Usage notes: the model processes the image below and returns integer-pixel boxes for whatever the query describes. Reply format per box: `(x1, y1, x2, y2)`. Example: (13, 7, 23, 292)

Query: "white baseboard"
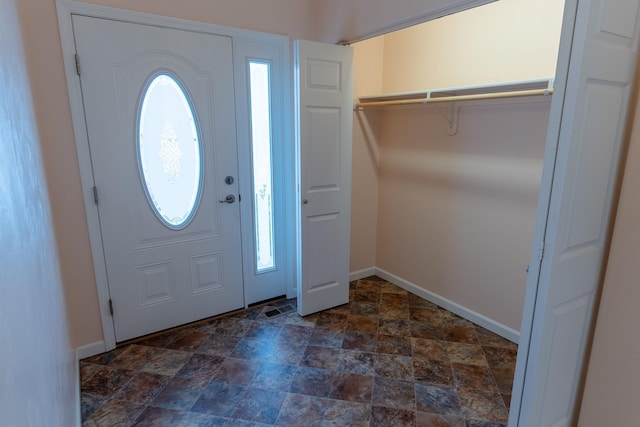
(375, 267, 520, 344)
(75, 341, 106, 361)
(349, 267, 377, 281)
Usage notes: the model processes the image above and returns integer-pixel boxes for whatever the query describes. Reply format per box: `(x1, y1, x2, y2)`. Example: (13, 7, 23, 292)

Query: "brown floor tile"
(329, 372, 374, 403)
(109, 345, 154, 370)
(414, 358, 453, 386)
(251, 363, 298, 391)
(195, 333, 241, 357)
(301, 346, 343, 371)
(476, 328, 518, 350)
(278, 324, 314, 345)
(163, 329, 211, 352)
(112, 372, 170, 404)
(452, 363, 499, 392)
(338, 350, 377, 376)
(371, 377, 415, 411)
(417, 411, 466, 427)
(483, 346, 518, 370)
(376, 334, 412, 356)
(370, 406, 416, 427)
(309, 329, 344, 348)
(80, 276, 518, 426)
(321, 399, 370, 426)
(141, 348, 191, 376)
(232, 387, 286, 424)
(375, 353, 414, 380)
(86, 398, 145, 426)
(290, 367, 334, 397)
(412, 338, 448, 361)
(150, 376, 209, 411)
(414, 383, 461, 416)
(176, 353, 225, 380)
(342, 330, 378, 352)
(350, 301, 380, 316)
(347, 315, 379, 334)
(411, 321, 445, 340)
(378, 319, 411, 337)
(458, 388, 509, 423)
(276, 393, 326, 427)
(190, 381, 246, 417)
(444, 326, 480, 344)
(446, 343, 489, 366)
(213, 357, 260, 385)
(81, 366, 133, 398)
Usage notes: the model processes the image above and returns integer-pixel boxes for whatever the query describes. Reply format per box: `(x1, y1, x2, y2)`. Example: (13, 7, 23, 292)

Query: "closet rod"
(355, 87, 554, 109)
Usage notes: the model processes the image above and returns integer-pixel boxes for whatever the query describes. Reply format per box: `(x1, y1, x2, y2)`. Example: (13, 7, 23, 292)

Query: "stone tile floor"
(80, 276, 517, 426)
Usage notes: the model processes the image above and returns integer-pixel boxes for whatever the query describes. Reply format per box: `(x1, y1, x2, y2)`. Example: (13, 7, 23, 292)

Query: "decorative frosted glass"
(249, 61, 275, 272)
(138, 74, 201, 229)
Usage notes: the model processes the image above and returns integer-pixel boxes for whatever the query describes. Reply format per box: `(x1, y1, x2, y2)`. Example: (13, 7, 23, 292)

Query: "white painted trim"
(375, 267, 519, 343)
(349, 267, 377, 281)
(74, 354, 81, 427)
(75, 341, 107, 360)
(56, 0, 295, 349)
(56, 0, 117, 351)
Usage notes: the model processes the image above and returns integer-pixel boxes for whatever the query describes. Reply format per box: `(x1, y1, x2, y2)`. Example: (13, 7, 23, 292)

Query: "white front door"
(511, 0, 640, 424)
(295, 40, 354, 316)
(73, 15, 244, 342)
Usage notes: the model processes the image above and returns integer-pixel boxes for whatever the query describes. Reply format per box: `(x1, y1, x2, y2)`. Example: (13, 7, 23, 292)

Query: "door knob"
(219, 194, 236, 204)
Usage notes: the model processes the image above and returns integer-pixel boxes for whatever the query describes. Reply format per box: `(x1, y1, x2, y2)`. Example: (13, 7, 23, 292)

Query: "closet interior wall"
(350, 0, 565, 335)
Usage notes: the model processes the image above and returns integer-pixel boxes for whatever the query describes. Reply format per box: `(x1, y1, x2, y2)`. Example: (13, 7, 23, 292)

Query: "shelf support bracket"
(448, 102, 459, 136)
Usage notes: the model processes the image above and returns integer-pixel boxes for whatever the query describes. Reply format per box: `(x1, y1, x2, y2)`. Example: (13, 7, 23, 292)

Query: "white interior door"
(295, 40, 354, 316)
(511, 0, 640, 425)
(73, 15, 244, 342)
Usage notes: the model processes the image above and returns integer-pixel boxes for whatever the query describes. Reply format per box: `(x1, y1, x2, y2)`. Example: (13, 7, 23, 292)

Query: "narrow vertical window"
(249, 61, 275, 272)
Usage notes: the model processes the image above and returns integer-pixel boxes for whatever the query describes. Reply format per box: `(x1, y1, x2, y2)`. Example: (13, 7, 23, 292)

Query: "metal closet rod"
(355, 86, 554, 109)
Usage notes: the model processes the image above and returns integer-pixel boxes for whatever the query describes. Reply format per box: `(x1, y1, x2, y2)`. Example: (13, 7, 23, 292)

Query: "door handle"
(219, 194, 236, 204)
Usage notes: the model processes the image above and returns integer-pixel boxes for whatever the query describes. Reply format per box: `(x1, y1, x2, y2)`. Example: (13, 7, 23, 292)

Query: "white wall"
(0, 0, 76, 424)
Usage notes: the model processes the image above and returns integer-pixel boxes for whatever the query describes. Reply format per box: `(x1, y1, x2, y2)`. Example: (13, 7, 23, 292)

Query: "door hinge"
(537, 241, 545, 261)
(93, 186, 99, 205)
(108, 299, 114, 316)
(74, 53, 81, 76)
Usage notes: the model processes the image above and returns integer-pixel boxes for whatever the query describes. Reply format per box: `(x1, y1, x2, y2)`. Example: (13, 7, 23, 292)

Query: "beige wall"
(375, 99, 549, 331)
(18, 0, 316, 348)
(315, 0, 494, 43)
(577, 86, 640, 425)
(0, 0, 76, 423)
(382, 0, 564, 92)
(351, 37, 384, 272)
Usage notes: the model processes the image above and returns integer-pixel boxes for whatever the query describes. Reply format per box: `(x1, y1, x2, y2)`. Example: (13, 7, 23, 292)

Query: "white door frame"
(56, 0, 295, 350)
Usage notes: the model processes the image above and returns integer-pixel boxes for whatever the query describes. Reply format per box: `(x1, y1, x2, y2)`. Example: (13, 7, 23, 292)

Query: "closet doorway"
(347, 0, 639, 424)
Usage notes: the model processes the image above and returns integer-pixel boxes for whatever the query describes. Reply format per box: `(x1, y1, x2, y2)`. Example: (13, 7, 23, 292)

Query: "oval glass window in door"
(137, 73, 202, 229)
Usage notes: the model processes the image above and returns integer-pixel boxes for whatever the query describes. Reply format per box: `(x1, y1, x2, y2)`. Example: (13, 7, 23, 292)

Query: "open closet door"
(511, 0, 640, 425)
(294, 40, 354, 316)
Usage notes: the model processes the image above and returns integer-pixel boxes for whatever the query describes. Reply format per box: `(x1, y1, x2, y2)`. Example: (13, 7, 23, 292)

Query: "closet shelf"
(355, 77, 554, 109)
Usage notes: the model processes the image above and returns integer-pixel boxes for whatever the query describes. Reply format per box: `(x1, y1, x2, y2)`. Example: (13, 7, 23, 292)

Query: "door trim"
(56, 0, 294, 350)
